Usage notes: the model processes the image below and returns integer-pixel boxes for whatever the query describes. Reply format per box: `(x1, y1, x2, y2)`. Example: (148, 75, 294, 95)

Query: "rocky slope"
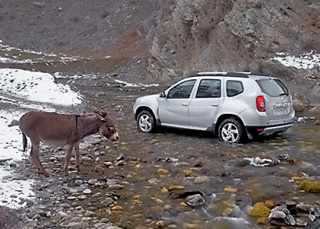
(0, 0, 319, 107)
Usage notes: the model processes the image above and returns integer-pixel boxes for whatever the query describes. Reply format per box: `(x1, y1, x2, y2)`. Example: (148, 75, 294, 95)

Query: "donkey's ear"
(94, 110, 109, 121)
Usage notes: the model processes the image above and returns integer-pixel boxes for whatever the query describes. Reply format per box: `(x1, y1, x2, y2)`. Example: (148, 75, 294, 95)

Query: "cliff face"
(146, 0, 320, 106)
(148, 0, 320, 75)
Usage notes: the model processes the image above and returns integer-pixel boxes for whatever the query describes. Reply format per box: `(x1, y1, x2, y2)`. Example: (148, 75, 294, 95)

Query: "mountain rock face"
(0, 0, 319, 107)
(146, 0, 320, 106)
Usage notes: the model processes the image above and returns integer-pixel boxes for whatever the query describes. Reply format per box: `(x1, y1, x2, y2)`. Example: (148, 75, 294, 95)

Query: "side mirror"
(159, 91, 166, 98)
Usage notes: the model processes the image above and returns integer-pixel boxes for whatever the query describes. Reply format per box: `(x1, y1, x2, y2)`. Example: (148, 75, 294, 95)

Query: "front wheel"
(218, 118, 244, 143)
(137, 110, 156, 133)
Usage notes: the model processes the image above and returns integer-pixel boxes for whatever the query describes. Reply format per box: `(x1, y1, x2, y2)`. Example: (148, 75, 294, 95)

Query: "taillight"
(256, 96, 266, 112)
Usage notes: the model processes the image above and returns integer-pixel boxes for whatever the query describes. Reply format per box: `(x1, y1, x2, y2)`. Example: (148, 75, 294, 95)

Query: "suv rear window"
(226, 80, 244, 97)
(256, 79, 288, 97)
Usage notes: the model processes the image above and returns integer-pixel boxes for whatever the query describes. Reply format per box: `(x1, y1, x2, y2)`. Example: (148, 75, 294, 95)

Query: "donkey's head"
(94, 110, 119, 142)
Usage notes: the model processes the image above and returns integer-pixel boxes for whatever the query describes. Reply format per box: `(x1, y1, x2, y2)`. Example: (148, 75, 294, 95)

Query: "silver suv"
(133, 72, 295, 143)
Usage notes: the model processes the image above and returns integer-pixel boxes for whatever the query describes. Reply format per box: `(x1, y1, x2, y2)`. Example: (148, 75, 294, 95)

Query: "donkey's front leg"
(63, 144, 74, 175)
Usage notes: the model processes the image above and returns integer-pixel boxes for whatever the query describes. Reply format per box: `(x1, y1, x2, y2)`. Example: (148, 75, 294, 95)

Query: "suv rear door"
(256, 78, 292, 122)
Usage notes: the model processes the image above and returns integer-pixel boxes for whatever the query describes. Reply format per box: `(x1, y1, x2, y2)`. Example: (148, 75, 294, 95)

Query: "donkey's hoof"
(41, 171, 49, 177)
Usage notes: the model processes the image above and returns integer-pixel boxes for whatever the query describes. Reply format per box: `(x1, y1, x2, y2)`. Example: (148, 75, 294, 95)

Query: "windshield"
(256, 79, 289, 97)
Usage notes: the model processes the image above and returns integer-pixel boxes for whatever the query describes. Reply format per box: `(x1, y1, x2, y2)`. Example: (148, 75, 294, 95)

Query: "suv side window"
(227, 80, 244, 97)
(196, 79, 221, 98)
(167, 79, 196, 99)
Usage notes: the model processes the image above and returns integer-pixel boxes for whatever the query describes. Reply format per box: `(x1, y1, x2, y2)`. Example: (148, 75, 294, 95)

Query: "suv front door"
(188, 78, 223, 130)
(159, 79, 196, 128)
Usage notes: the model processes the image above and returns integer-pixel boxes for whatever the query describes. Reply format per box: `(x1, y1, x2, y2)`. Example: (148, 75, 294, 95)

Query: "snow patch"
(271, 51, 320, 69)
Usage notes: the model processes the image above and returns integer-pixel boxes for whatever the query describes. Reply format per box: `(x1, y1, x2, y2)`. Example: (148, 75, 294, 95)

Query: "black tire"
(217, 118, 244, 143)
(137, 110, 156, 133)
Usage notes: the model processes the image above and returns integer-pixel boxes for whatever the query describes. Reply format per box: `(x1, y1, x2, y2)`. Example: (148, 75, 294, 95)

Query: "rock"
(224, 186, 238, 193)
(247, 202, 271, 224)
(110, 206, 123, 215)
(168, 185, 184, 191)
(101, 197, 114, 207)
(115, 160, 126, 166)
(299, 180, 320, 192)
(156, 220, 165, 228)
(269, 210, 286, 219)
(284, 214, 296, 226)
(185, 194, 205, 208)
(157, 168, 169, 176)
(115, 153, 125, 162)
(83, 189, 92, 194)
(107, 184, 124, 190)
(88, 178, 99, 185)
(0, 206, 23, 229)
(194, 176, 208, 183)
(94, 165, 105, 174)
(293, 92, 308, 112)
(81, 156, 95, 163)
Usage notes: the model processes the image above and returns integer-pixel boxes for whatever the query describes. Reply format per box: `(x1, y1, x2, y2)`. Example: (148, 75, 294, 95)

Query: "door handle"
(211, 104, 219, 107)
(182, 103, 188, 107)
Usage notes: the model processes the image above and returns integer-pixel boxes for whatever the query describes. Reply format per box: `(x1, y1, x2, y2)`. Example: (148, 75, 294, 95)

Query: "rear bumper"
(246, 122, 293, 136)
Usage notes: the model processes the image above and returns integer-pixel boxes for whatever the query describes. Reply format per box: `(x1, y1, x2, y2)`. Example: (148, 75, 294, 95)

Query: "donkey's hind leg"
(30, 141, 49, 177)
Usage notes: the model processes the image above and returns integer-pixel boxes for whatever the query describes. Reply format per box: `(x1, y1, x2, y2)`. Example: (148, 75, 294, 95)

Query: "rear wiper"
(278, 92, 288, 96)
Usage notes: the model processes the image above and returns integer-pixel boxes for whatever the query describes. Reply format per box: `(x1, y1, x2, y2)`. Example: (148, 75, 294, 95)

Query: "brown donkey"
(19, 110, 119, 176)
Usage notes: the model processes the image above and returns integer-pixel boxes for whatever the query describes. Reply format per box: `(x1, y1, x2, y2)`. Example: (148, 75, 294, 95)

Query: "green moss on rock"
(299, 180, 320, 192)
(247, 202, 271, 224)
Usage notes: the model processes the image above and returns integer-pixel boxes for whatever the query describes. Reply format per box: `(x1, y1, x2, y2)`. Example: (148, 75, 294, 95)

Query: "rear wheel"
(137, 110, 156, 133)
(218, 118, 244, 143)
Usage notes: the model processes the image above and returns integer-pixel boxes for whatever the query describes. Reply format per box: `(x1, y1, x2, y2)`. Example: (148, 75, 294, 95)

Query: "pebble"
(83, 189, 92, 194)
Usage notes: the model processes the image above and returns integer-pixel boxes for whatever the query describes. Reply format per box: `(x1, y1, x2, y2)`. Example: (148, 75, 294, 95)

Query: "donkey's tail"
(22, 132, 28, 152)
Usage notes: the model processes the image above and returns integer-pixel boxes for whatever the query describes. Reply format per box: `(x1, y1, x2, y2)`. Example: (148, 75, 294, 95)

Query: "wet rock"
(194, 176, 208, 184)
(224, 186, 238, 194)
(306, 219, 320, 229)
(157, 168, 168, 176)
(299, 180, 320, 192)
(156, 220, 165, 228)
(157, 157, 178, 163)
(110, 206, 123, 215)
(244, 157, 279, 167)
(284, 214, 296, 226)
(269, 210, 286, 219)
(168, 185, 184, 191)
(185, 194, 205, 208)
(248, 202, 271, 224)
(296, 218, 308, 227)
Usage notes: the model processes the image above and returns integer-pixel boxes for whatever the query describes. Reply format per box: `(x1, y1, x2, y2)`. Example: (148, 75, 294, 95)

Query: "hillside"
(0, 0, 320, 108)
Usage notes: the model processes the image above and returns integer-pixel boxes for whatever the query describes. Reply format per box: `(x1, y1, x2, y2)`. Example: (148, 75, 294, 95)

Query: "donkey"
(19, 110, 119, 176)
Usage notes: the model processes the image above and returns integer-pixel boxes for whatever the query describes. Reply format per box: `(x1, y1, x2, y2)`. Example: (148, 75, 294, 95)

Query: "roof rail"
(186, 71, 269, 78)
